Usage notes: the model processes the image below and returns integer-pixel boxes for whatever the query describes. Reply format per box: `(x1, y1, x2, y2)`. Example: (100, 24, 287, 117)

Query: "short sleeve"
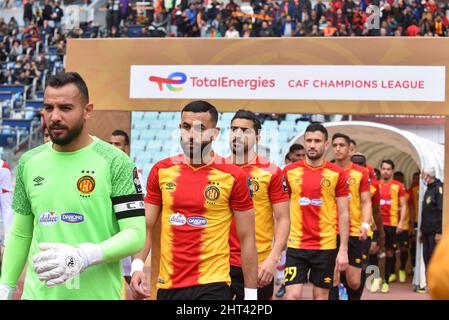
(335, 171, 349, 198)
(268, 168, 289, 204)
(229, 172, 253, 212)
(282, 167, 292, 196)
(359, 169, 370, 193)
(144, 163, 162, 206)
(398, 182, 406, 198)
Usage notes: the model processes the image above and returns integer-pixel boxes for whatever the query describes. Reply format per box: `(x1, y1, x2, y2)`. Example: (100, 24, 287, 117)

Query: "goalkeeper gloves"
(0, 284, 14, 300)
(32, 242, 103, 288)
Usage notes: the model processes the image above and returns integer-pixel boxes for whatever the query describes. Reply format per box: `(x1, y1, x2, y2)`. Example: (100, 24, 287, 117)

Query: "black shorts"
(337, 236, 363, 268)
(230, 266, 273, 300)
(384, 226, 398, 250)
(361, 237, 372, 270)
(157, 283, 231, 300)
(397, 231, 410, 247)
(285, 248, 337, 289)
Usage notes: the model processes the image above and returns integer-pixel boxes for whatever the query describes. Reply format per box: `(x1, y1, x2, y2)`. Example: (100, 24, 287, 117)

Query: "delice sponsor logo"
(169, 212, 187, 226)
(61, 213, 84, 224)
(39, 212, 59, 225)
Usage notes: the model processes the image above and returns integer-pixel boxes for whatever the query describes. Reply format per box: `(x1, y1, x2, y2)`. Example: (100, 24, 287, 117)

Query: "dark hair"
(231, 109, 262, 134)
(111, 129, 130, 145)
(332, 132, 351, 145)
(413, 171, 420, 177)
(46, 72, 89, 105)
(349, 139, 357, 146)
(289, 143, 304, 153)
(305, 122, 328, 140)
(351, 154, 366, 166)
(181, 100, 218, 125)
(381, 159, 395, 170)
(394, 171, 404, 179)
(285, 153, 290, 161)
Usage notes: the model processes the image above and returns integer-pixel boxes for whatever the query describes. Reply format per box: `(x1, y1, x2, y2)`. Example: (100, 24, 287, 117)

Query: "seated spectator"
(224, 24, 240, 38)
(205, 26, 222, 38)
(259, 21, 274, 37)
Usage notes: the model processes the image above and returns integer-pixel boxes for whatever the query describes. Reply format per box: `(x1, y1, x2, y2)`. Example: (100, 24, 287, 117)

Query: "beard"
(306, 149, 324, 161)
(48, 119, 84, 146)
(180, 137, 213, 164)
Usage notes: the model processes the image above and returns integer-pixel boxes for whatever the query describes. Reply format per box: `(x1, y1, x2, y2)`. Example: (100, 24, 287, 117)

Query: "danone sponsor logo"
(169, 213, 186, 226)
(39, 212, 58, 225)
(187, 217, 208, 227)
(310, 199, 323, 206)
(61, 213, 84, 224)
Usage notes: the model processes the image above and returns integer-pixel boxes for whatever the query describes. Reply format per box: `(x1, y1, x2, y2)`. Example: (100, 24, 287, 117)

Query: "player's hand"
(258, 256, 276, 288)
(0, 284, 14, 300)
(333, 264, 340, 287)
(336, 248, 348, 272)
(130, 271, 151, 300)
(396, 224, 404, 234)
(33, 242, 102, 287)
(358, 227, 368, 241)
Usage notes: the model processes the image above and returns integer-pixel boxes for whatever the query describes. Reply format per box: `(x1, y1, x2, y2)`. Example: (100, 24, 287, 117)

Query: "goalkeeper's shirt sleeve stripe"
(0, 213, 34, 287)
(98, 215, 146, 264)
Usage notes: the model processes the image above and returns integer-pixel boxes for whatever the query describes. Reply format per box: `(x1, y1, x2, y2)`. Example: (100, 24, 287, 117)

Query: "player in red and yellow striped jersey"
(129, 101, 258, 300)
(350, 153, 385, 296)
(409, 171, 420, 270)
(227, 110, 290, 300)
(330, 133, 372, 300)
(283, 123, 349, 300)
(378, 159, 406, 293)
(393, 171, 415, 284)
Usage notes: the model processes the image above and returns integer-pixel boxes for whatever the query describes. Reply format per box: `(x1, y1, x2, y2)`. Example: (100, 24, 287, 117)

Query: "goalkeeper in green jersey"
(0, 72, 146, 300)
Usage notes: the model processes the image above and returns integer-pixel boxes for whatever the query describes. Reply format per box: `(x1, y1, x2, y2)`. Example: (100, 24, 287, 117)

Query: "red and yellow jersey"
(342, 163, 370, 237)
(283, 160, 348, 250)
(401, 190, 412, 231)
(370, 178, 381, 206)
(229, 156, 289, 267)
(145, 153, 253, 290)
(409, 183, 419, 223)
(379, 180, 405, 227)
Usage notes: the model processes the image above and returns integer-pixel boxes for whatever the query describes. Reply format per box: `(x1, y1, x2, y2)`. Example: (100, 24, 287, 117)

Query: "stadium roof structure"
(286, 121, 444, 184)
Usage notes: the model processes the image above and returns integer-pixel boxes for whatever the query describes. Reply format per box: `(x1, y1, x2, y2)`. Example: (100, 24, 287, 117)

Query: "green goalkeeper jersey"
(13, 136, 143, 300)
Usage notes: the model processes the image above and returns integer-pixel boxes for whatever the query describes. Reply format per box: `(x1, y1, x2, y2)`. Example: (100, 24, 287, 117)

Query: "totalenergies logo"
(149, 72, 187, 92)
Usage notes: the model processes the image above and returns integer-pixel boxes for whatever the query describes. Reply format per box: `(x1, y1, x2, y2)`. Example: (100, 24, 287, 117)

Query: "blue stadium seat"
(25, 100, 43, 110)
(149, 122, 165, 131)
(0, 85, 25, 96)
(132, 140, 146, 151)
(0, 92, 13, 101)
(158, 112, 175, 120)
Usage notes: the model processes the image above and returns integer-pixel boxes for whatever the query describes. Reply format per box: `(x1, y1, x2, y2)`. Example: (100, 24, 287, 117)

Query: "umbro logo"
(34, 176, 44, 186)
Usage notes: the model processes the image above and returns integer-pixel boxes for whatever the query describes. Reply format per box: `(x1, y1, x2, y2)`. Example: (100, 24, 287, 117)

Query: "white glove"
(32, 242, 103, 288)
(0, 284, 14, 300)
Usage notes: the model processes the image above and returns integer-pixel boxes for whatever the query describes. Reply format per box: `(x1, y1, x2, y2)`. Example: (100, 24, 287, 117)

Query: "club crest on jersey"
(77, 171, 95, 198)
(165, 182, 177, 191)
(321, 177, 331, 188)
(251, 179, 260, 193)
(204, 185, 220, 202)
(348, 177, 357, 186)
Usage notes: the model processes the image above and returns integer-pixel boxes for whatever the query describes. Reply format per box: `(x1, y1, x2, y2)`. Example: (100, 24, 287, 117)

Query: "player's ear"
(84, 103, 93, 120)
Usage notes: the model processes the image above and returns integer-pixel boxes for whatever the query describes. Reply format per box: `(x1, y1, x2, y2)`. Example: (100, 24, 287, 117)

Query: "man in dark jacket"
(420, 167, 443, 270)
